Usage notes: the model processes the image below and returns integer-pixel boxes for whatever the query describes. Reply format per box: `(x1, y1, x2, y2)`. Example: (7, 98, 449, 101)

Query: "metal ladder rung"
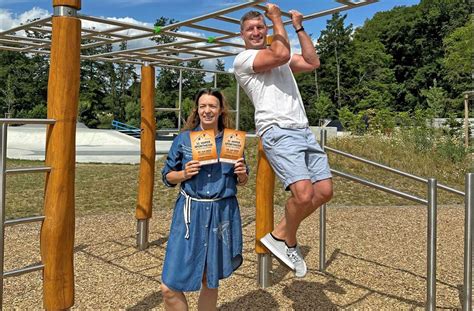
(5, 167, 51, 175)
(0, 118, 55, 125)
(156, 107, 180, 112)
(3, 264, 44, 278)
(5, 216, 45, 227)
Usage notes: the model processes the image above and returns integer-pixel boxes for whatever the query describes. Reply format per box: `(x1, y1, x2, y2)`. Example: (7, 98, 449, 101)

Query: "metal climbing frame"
(0, 0, 377, 66)
(0, 118, 55, 306)
(314, 130, 471, 311)
(153, 65, 240, 134)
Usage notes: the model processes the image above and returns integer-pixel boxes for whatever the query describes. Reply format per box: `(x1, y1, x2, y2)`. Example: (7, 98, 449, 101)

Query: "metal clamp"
(53, 6, 77, 17)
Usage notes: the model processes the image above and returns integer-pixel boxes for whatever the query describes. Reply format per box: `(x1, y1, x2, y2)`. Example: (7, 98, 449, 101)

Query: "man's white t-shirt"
(233, 49, 309, 136)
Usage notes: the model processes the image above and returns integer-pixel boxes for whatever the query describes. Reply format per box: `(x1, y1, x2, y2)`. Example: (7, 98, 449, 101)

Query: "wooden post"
(41, 0, 81, 309)
(255, 139, 275, 253)
(136, 65, 156, 220)
(464, 94, 469, 149)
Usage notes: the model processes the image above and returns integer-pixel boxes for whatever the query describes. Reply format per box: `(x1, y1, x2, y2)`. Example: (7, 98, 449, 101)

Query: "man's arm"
(289, 10, 320, 74)
(253, 3, 291, 73)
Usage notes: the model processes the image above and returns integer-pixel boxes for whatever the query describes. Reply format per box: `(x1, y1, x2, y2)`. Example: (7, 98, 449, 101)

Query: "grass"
(5, 135, 470, 220)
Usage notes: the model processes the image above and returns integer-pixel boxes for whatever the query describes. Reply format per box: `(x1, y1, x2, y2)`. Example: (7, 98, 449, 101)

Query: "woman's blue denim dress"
(161, 129, 244, 292)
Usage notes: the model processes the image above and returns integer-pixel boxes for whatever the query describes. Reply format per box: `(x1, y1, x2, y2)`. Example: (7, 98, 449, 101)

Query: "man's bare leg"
(272, 179, 333, 246)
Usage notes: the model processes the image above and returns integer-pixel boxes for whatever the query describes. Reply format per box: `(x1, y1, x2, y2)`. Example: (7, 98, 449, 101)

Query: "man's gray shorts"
(261, 126, 332, 190)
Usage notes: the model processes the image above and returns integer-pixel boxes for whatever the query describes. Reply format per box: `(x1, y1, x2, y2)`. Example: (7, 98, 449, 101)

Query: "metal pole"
(463, 173, 473, 310)
(0, 124, 7, 306)
(236, 84, 240, 130)
(427, 178, 437, 311)
(319, 129, 327, 271)
(136, 219, 149, 250)
(257, 253, 272, 288)
(178, 69, 183, 130)
(464, 94, 469, 149)
(214, 72, 217, 88)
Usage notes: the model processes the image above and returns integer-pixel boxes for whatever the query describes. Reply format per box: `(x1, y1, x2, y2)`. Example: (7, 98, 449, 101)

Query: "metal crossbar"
(5, 216, 45, 227)
(3, 264, 44, 278)
(325, 146, 465, 196)
(0, 0, 378, 66)
(316, 130, 469, 310)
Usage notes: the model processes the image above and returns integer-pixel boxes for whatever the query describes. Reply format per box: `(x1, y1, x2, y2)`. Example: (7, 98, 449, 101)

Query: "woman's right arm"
(165, 160, 201, 185)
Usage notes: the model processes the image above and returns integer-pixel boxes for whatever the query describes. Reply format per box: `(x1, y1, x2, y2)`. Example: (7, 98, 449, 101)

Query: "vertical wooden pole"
(136, 65, 156, 220)
(255, 139, 275, 253)
(41, 0, 81, 309)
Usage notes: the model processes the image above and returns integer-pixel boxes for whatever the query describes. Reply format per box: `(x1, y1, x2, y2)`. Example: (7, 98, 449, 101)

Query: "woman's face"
(198, 94, 221, 129)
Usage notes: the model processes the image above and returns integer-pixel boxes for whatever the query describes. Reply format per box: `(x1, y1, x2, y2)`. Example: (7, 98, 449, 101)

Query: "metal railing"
(0, 118, 55, 306)
(316, 130, 469, 311)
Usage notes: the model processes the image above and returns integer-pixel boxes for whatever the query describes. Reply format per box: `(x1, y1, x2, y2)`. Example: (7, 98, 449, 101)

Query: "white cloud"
(0, 7, 50, 32)
(1, 0, 31, 4)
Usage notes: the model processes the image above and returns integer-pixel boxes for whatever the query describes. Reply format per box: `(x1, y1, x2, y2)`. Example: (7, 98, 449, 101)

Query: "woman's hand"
(183, 160, 201, 180)
(234, 158, 248, 185)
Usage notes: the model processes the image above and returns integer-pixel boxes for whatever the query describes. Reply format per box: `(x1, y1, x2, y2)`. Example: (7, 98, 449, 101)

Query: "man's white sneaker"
(260, 233, 295, 270)
(286, 245, 307, 278)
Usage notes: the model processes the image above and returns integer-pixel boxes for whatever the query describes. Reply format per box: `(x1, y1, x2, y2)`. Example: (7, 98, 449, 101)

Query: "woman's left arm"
(234, 158, 248, 186)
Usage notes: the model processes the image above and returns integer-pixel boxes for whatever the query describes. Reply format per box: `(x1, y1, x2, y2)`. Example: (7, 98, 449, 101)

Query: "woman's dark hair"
(183, 88, 233, 131)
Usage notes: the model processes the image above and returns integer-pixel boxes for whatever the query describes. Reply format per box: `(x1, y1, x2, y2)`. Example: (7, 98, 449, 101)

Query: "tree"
(421, 86, 448, 117)
(215, 59, 232, 89)
(317, 13, 353, 108)
(308, 91, 333, 125)
(443, 15, 473, 96)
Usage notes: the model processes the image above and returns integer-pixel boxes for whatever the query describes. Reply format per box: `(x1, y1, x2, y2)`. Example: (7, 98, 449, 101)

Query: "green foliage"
(337, 106, 367, 134)
(421, 86, 448, 117)
(443, 15, 474, 95)
(368, 108, 396, 135)
(157, 118, 175, 129)
(307, 91, 333, 125)
(181, 97, 194, 122)
(215, 59, 232, 89)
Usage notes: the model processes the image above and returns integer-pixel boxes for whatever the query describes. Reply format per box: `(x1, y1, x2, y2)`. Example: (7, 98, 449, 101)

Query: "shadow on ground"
(283, 279, 345, 310)
(126, 292, 163, 310)
(219, 289, 279, 310)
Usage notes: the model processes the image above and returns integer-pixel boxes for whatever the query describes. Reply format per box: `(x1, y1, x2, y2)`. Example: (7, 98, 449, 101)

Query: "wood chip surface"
(3, 205, 469, 310)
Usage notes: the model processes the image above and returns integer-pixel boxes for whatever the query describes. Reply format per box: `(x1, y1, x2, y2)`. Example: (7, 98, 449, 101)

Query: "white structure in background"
(7, 123, 172, 164)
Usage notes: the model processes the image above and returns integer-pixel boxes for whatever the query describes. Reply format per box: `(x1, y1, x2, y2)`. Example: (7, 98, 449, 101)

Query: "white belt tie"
(180, 189, 223, 239)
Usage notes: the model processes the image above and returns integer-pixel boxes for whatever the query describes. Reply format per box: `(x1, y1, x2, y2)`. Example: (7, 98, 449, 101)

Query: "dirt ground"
(2, 205, 470, 310)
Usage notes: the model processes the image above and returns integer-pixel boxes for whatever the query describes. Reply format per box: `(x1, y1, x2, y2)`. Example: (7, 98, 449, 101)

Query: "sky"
(0, 0, 420, 74)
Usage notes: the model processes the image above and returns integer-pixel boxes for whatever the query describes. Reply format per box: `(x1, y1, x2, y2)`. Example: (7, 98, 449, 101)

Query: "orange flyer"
(190, 129, 218, 165)
(220, 129, 246, 164)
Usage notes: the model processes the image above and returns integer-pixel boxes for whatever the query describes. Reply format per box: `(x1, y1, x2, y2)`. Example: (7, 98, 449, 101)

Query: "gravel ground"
(3, 205, 469, 310)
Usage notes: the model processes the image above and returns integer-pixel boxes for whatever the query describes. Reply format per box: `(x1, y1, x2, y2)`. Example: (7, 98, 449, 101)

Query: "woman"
(160, 88, 249, 311)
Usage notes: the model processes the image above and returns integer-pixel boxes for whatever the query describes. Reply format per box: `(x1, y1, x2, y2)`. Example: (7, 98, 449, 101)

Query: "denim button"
(208, 174, 211, 177)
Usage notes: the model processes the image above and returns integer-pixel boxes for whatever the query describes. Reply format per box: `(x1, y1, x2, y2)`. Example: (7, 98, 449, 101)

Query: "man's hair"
(240, 11, 266, 29)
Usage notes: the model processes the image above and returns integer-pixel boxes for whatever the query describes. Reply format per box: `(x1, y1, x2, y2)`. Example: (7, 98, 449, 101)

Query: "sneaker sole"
(260, 236, 295, 270)
(294, 261, 307, 278)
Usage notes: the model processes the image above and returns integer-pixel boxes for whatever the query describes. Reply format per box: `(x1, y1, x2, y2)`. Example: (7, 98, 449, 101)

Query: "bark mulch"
(3, 205, 468, 310)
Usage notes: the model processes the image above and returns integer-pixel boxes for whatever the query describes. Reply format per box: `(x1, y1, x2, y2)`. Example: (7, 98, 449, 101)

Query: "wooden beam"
(53, 0, 81, 10)
(41, 11, 80, 310)
(136, 65, 156, 220)
(255, 140, 275, 254)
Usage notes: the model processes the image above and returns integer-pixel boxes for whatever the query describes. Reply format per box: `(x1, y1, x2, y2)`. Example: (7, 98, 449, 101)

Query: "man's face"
(240, 17, 268, 49)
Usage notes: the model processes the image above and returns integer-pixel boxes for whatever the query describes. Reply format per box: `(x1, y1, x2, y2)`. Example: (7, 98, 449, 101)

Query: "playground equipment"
(255, 130, 473, 310)
(1, 0, 472, 309)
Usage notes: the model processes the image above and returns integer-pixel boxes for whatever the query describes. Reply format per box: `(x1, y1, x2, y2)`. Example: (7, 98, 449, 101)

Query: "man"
(233, 3, 333, 278)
